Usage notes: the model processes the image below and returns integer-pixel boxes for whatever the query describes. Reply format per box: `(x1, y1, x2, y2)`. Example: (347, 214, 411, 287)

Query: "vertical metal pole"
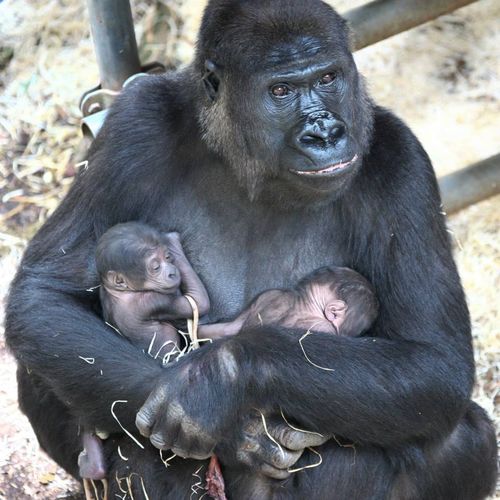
(86, 0, 141, 91)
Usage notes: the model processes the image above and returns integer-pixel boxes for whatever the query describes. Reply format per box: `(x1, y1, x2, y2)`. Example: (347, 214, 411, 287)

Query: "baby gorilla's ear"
(107, 270, 128, 290)
(324, 300, 348, 332)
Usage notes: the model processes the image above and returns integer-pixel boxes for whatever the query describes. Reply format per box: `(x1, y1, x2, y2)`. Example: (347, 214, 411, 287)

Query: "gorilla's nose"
(297, 112, 346, 148)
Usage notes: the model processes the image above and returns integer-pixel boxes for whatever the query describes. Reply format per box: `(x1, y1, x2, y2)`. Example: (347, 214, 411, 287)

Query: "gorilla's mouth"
(291, 154, 358, 177)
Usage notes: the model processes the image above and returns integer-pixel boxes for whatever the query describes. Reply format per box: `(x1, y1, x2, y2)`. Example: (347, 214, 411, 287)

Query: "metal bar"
(86, 0, 141, 91)
(344, 0, 480, 51)
(438, 154, 500, 214)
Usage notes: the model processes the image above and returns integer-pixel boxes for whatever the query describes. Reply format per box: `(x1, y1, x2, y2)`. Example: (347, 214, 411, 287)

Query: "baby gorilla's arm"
(163, 232, 210, 317)
(198, 289, 291, 340)
(198, 314, 248, 340)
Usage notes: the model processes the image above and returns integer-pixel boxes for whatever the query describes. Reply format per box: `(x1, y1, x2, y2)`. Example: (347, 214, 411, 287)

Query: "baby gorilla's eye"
(319, 72, 337, 85)
(165, 253, 172, 261)
(271, 84, 291, 98)
(151, 260, 161, 271)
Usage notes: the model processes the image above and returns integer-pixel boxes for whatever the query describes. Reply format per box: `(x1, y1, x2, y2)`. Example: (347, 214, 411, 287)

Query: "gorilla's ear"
(202, 60, 222, 101)
(325, 300, 347, 332)
(107, 270, 127, 290)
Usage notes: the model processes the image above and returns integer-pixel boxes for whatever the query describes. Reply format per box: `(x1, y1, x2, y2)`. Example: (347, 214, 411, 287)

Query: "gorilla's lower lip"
(291, 154, 358, 177)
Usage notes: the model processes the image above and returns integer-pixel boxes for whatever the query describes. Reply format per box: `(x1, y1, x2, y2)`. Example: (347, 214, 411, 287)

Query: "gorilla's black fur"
(6, 1, 497, 498)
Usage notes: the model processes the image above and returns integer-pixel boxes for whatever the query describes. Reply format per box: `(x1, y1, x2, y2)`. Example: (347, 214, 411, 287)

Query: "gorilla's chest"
(156, 192, 345, 320)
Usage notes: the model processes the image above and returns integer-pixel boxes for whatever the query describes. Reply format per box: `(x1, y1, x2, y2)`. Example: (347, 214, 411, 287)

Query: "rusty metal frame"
(345, 0, 480, 50)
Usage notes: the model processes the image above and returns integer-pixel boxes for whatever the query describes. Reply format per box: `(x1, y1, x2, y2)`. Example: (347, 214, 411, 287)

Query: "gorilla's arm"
(4, 77, 174, 433)
(6, 258, 163, 432)
(137, 111, 474, 452)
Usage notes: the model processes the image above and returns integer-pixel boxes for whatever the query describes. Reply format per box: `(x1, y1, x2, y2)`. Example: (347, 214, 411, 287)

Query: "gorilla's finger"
(257, 437, 303, 469)
(147, 410, 181, 451)
(171, 426, 215, 460)
(135, 410, 154, 438)
(171, 446, 213, 461)
(271, 425, 328, 451)
(171, 446, 189, 458)
(135, 385, 168, 437)
(259, 463, 291, 480)
(235, 449, 289, 479)
(150, 433, 170, 450)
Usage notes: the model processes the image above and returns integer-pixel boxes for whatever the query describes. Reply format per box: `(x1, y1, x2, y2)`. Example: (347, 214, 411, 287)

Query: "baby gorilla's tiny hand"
(163, 232, 181, 250)
(162, 232, 188, 263)
(163, 231, 181, 243)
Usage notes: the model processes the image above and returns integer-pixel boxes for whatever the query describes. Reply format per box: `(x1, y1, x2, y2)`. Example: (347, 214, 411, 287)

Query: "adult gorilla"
(6, 0, 497, 498)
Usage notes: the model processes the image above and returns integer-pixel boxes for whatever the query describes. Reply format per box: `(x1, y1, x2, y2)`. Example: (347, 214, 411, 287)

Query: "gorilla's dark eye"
(319, 72, 337, 85)
(271, 84, 290, 98)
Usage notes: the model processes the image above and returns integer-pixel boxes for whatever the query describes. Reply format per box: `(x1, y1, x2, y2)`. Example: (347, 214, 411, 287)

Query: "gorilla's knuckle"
(166, 400, 186, 422)
(171, 446, 189, 458)
(135, 412, 152, 437)
(268, 446, 292, 468)
(275, 426, 294, 446)
(150, 433, 169, 450)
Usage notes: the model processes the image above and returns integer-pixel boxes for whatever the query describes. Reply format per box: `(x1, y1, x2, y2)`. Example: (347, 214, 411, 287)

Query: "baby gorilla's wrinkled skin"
(78, 222, 210, 482)
(97, 222, 210, 353)
(199, 266, 378, 341)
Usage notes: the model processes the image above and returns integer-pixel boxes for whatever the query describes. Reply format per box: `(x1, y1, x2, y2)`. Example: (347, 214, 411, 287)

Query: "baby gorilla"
(97, 222, 210, 352)
(198, 266, 378, 340)
(78, 222, 210, 487)
(198, 267, 377, 499)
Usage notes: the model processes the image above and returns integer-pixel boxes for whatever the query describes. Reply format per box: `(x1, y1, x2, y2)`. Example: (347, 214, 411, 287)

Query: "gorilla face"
(197, 7, 374, 205)
(253, 43, 363, 192)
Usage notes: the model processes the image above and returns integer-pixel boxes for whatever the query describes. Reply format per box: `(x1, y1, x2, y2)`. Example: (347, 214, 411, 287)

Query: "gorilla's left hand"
(135, 358, 220, 460)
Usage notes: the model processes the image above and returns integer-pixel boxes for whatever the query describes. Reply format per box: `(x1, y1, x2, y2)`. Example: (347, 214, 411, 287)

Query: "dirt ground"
(0, 0, 498, 498)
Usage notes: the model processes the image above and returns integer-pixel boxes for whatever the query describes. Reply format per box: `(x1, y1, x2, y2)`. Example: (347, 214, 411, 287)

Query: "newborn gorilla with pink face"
(199, 266, 378, 340)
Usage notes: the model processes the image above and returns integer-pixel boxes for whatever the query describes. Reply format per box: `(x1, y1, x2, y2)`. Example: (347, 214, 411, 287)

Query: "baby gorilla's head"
(96, 222, 181, 293)
(297, 267, 378, 336)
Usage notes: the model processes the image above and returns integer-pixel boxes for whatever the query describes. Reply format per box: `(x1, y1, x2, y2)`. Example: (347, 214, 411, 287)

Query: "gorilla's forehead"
(265, 36, 323, 66)
(259, 35, 346, 74)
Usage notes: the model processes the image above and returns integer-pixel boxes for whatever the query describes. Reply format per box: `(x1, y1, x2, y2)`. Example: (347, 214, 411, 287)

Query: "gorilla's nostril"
(330, 125, 345, 141)
(300, 134, 324, 146)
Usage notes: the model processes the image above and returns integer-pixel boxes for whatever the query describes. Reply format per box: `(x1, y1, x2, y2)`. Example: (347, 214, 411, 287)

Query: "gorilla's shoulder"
(361, 106, 440, 211)
(370, 105, 433, 176)
(371, 106, 421, 149)
(107, 71, 195, 129)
